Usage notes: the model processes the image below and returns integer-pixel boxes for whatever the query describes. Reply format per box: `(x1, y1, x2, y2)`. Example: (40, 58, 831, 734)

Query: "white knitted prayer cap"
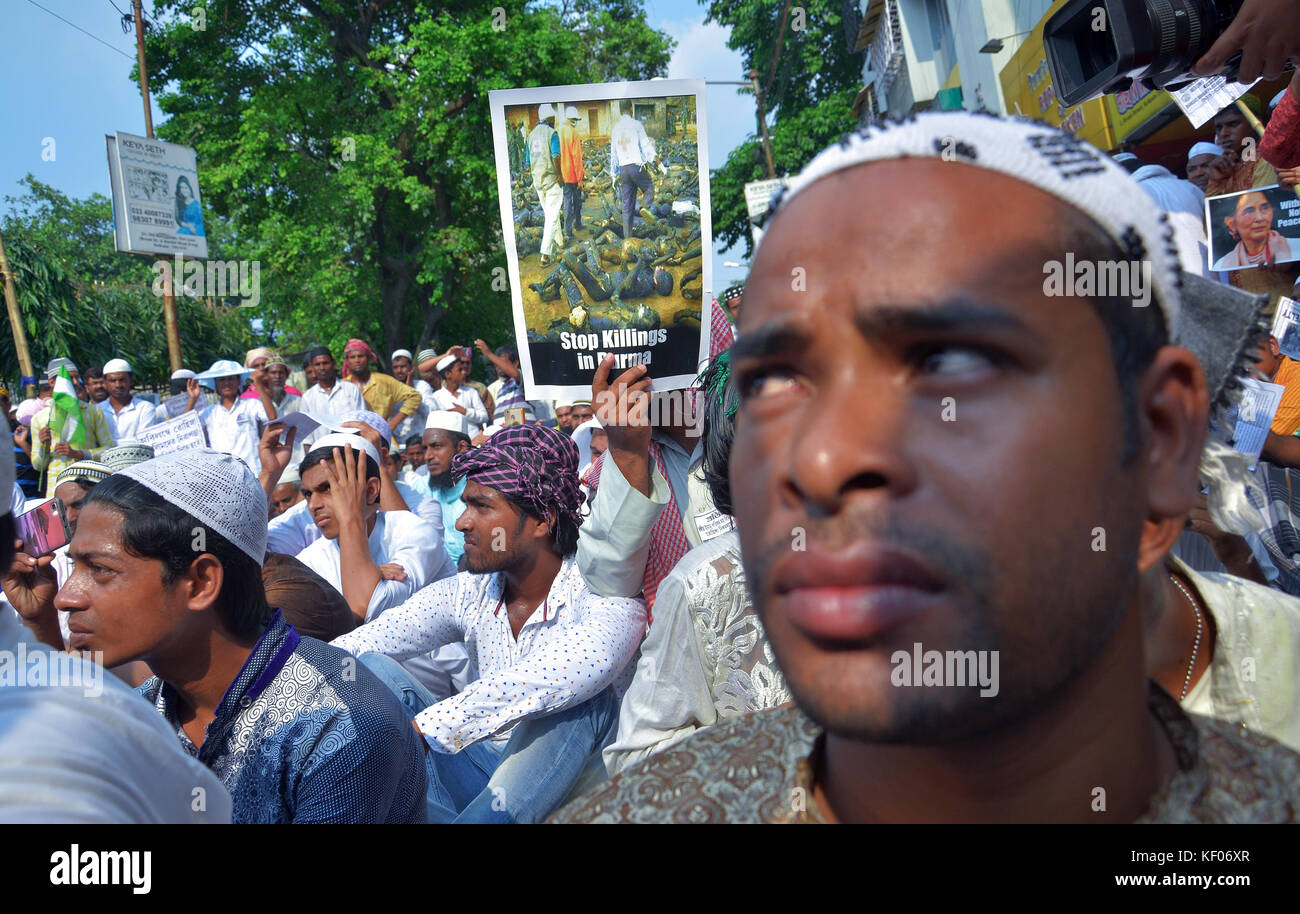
(103, 358, 132, 375)
(305, 432, 381, 470)
(119, 449, 267, 563)
(424, 410, 469, 437)
(763, 112, 1183, 334)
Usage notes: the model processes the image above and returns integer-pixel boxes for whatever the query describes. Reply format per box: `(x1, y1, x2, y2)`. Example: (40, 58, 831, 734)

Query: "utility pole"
(749, 70, 777, 179)
(132, 0, 183, 372)
(0, 228, 36, 398)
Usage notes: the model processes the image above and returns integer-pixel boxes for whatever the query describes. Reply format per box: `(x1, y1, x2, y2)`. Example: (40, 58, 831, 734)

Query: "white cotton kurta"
(198, 399, 269, 474)
(332, 555, 647, 753)
(268, 483, 443, 560)
(575, 431, 716, 598)
(394, 379, 434, 444)
(97, 396, 160, 443)
(0, 605, 232, 823)
(430, 386, 489, 437)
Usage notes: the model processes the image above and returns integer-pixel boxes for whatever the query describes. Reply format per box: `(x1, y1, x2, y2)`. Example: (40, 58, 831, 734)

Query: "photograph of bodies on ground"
(489, 79, 712, 399)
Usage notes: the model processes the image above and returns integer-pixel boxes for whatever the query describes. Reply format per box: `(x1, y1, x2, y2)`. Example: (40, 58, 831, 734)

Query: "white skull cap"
(764, 112, 1183, 335)
(306, 432, 381, 470)
(119, 449, 267, 563)
(103, 358, 132, 375)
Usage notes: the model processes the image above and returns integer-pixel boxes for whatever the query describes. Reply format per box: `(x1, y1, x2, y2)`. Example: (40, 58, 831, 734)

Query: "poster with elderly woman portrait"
(1206, 184, 1300, 272)
(488, 79, 712, 400)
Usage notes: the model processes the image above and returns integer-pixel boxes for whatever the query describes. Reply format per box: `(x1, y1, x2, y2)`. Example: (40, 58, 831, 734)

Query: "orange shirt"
(559, 122, 584, 184)
(1270, 355, 1300, 436)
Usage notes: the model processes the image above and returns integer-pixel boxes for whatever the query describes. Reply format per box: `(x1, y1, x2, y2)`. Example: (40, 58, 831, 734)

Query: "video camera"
(1045, 0, 1243, 107)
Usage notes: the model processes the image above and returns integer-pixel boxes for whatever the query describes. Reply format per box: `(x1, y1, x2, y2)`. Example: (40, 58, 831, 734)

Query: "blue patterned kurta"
(140, 611, 427, 823)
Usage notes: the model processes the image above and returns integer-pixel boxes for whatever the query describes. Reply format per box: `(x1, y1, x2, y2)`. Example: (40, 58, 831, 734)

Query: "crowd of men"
(6, 60, 1300, 822)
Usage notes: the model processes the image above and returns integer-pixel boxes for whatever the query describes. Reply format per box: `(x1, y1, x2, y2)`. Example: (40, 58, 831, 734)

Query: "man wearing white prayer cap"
(1186, 140, 1223, 193)
(270, 462, 303, 519)
(293, 433, 466, 700)
(388, 348, 431, 444)
(430, 354, 489, 438)
(558, 112, 1300, 824)
(50, 448, 427, 823)
(99, 357, 161, 444)
(420, 410, 473, 566)
(0, 432, 235, 823)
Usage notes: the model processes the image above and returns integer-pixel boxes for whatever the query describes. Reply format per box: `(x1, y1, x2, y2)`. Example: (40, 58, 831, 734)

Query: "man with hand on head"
(98, 358, 160, 443)
(294, 434, 454, 625)
(332, 424, 647, 823)
(53, 448, 427, 822)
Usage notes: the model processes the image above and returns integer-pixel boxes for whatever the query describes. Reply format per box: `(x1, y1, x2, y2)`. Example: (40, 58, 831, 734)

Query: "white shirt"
(97, 396, 160, 443)
(198, 398, 269, 474)
(431, 386, 489, 437)
(332, 555, 647, 753)
(610, 114, 656, 170)
(0, 605, 232, 823)
(394, 379, 434, 444)
(576, 431, 708, 598)
(296, 509, 455, 621)
(301, 379, 366, 422)
(267, 481, 442, 555)
(603, 529, 789, 776)
(401, 464, 429, 489)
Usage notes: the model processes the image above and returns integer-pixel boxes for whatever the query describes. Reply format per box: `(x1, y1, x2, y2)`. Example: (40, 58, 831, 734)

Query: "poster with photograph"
(1205, 184, 1300, 272)
(488, 79, 711, 399)
(106, 131, 209, 258)
(1270, 296, 1300, 360)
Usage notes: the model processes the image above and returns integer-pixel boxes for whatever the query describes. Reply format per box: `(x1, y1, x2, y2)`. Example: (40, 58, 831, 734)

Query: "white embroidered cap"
(763, 112, 1184, 334)
(119, 449, 268, 563)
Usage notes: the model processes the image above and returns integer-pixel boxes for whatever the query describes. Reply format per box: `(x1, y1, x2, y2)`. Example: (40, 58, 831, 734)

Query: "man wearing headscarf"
(342, 339, 422, 435)
(241, 348, 302, 402)
(333, 424, 647, 823)
(52, 448, 427, 823)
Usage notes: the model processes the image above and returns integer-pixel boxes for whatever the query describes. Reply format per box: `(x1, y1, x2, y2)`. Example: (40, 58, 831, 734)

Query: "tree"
(705, 0, 864, 256)
(1, 177, 255, 386)
(142, 0, 673, 365)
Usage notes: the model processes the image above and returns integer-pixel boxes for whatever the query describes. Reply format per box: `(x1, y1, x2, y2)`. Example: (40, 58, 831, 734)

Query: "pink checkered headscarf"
(452, 424, 586, 533)
(583, 297, 736, 617)
(343, 338, 379, 364)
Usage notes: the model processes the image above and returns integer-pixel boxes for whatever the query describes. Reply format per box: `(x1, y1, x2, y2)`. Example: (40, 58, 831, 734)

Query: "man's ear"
(182, 553, 224, 613)
(1137, 514, 1186, 576)
(1140, 345, 1209, 527)
(365, 476, 382, 506)
(456, 440, 470, 453)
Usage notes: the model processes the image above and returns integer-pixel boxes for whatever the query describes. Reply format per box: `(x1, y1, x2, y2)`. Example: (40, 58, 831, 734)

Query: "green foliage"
(705, 0, 863, 256)
(142, 0, 673, 364)
(1, 177, 254, 387)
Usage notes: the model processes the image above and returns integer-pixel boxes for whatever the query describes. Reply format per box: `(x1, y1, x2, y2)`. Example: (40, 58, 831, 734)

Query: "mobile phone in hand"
(17, 497, 72, 557)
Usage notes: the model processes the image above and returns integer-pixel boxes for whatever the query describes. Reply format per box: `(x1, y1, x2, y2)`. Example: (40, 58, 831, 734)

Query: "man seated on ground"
(332, 424, 647, 823)
(420, 411, 473, 569)
(294, 434, 454, 624)
(0, 430, 234, 824)
(52, 448, 427, 823)
(604, 348, 790, 775)
(556, 112, 1300, 823)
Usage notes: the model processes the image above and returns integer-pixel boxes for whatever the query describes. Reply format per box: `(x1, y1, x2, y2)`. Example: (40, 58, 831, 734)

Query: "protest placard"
(488, 79, 712, 399)
(1205, 185, 1300, 272)
(134, 411, 207, 456)
(1230, 377, 1285, 467)
(1271, 297, 1300, 360)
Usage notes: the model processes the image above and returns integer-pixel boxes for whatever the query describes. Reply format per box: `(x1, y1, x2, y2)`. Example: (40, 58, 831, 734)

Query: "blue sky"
(2, 0, 750, 289)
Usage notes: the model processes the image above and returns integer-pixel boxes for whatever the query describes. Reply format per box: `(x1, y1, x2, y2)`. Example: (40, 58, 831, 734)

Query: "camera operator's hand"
(1195, 0, 1300, 83)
